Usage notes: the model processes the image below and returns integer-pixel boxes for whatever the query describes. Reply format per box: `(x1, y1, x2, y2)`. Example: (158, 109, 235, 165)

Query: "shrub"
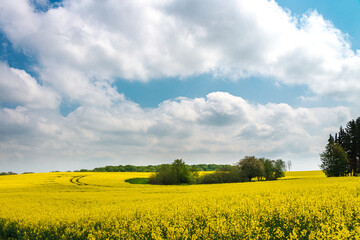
(259, 158, 285, 180)
(237, 156, 264, 181)
(149, 159, 196, 185)
(197, 166, 246, 184)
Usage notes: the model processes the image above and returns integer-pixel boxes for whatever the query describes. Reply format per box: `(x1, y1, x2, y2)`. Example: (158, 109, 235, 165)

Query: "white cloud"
(1, 0, 360, 102)
(0, 0, 359, 172)
(0, 62, 59, 109)
(0, 92, 351, 172)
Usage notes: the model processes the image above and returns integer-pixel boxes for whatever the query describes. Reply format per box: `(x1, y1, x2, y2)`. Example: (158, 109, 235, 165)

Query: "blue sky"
(0, 0, 359, 172)
(115, 0, 360, 109)
(115, 0, 360, 111)
(277, 0, 360, 51)
(114, 76, 309, 108)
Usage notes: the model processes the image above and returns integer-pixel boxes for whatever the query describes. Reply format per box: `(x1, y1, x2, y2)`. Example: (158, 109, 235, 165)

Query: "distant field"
(1, 170, 360, 239)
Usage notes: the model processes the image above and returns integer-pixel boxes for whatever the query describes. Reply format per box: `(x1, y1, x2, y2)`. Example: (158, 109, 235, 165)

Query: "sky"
(1, 0, 360, 173)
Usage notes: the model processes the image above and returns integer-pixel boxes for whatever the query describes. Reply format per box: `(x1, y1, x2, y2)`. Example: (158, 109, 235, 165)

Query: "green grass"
(125, 178, 149, 184)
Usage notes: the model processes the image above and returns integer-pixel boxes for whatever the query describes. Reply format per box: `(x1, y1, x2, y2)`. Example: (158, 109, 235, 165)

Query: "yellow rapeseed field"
(1, 170, 360, 239)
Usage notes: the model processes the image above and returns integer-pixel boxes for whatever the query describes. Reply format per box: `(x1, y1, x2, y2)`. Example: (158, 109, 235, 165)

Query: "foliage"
(2, 171, 360, 239)
(320, 140, 349, 177)
(148, 159, 196, 185)
(0, 172, 17, 175)
(330, 116, 360, 176)
(198, 157, 285, 184)
(260, 158, 276, 180)
(76, 163, 232, 173)
(237, 156, 264, 181)
(274, 159, 286, 179)
(197, 167, 245, 184)
(86, 158, 285, 186)
(148, 164, 176, 185)
(190, 164, 232, 171)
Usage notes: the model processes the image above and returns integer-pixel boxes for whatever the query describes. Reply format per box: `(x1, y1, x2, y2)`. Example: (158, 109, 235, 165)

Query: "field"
(1, 171, 360, 239)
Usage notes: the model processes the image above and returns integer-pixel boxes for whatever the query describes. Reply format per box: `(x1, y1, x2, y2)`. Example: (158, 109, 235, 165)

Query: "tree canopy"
(148, 159, 197, 185)
(320, 139, 348, 177)
(326, 116, 360, 176)
(75, 163, 231, 173)
(237, 156, 264, 181)
(148, 157, 286, 185)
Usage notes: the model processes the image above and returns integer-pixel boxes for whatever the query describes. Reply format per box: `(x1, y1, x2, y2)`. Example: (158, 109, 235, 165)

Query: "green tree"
(274, 159, 285, 179)
(149, 159, 195, 185)
(259, 158, 274, 180)
(334, 117, 360, 176)
(259, 158, 285, 181)
(197, 166, 245, 184)
(149, 164, 176, 185)
(237, 156, 264, 182)
(172, 159, 192, 183)
(320, 140, 348, 177)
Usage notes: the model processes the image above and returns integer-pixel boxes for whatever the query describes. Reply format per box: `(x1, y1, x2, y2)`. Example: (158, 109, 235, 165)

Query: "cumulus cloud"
(0, 92, 351, 172)
(0, 62, 59, 109)
(0, 0, 359, 172)
(0, 0, 360, 101)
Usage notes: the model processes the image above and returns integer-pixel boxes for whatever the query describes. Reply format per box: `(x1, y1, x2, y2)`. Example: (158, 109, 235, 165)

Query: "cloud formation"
(1, 0, 360, 101)
(0, 62, 59, 109)
(0, 87, 351, 172)
(0, 0, 358, 171)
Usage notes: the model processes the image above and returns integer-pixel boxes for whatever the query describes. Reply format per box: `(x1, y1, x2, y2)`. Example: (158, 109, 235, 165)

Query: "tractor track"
(69, 175, 88, 186)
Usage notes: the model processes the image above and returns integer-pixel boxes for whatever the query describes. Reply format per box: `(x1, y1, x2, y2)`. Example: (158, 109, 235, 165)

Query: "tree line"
(75, 164, 232, 173)
(149, 157, 286, 185)
(0, 172, 17, 176)
(321, 117, 360, 177)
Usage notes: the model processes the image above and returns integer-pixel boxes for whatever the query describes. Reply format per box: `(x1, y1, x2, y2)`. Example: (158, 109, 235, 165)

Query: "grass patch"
(125, 178, 149, 184)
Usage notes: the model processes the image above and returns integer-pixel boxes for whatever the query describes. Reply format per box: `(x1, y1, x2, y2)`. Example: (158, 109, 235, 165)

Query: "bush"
(197, 166, 246, 184)
(237, 156, 264, 181)
(149, 157, 285, 185)
(260, 158, 285, 180)
(149, 159, 196, 185)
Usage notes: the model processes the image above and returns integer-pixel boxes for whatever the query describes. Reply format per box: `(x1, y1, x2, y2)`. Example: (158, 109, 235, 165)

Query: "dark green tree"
(331, 117, 360, 176)
(338, 126, 346, 146)
(237, 156, 264, 181)
(259, 158, 285, 180)
(149, 164, 176, 185)
(274, 159, 285, 179)
(148, 159, 195, 185)
(172, 159, 193, 184)
(260, 158, 274, 180)
(320, 140, 348, 177)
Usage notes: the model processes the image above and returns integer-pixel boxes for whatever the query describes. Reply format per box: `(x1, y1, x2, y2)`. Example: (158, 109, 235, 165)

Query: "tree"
(237, 156, 264, 182)
(149, 164, 177, 185)
(333, 117, 360, 175)
(258, 158, 285, 181)
(260, 158, 275, 181)
(320, 140, 348, 177)
(197, 167, 245, 184)
(286, 160, 292, 172)
(149, 159, 196, 185)
(172, 159, 193, 184)
(328, 117, 360, 176)
(274, 159, 285, 179)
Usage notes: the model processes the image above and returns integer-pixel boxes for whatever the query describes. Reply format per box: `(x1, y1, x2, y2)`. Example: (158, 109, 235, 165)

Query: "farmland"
(1, 171, 360, 239)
